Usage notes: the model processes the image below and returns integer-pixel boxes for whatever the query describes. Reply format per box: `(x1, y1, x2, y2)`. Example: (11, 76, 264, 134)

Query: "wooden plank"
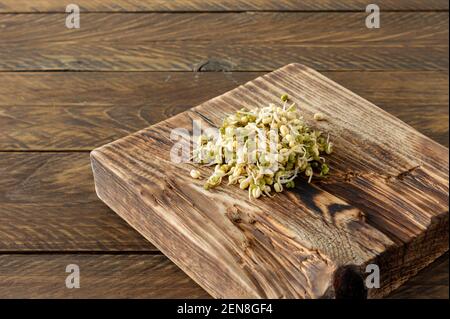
(0, 152, 154, 251)
(0, 254, 209, 298)
(0, 12, 447, 71)
(0, 71, 448, 150)
(1, 71, 447, 108)
(91, 63, 449, 298)
(0, 0, 448, 12)
(0, 253, 446, 299)
(2, 43, 446, 72)
(3, 13, 444, 45)
(0, 72, 259, 107)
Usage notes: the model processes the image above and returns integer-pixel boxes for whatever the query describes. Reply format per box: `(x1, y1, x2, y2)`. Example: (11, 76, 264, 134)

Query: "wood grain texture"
(0, 152, 445, 296)
(0, 152, 154, 251)
(2, 43, 447, 72)
(1, 72, 447, 109)
(0, 12, 447, 71)
(0, 254, 209, 298)
(0, 70, 446, 252)
(0, 253, 446, 299)
(0, 71, 447, 150)
(0, 0, 448, 12)
(388, 252, 449, 299)
(0, 3, 447, 299)
(91, 64, 449, 298)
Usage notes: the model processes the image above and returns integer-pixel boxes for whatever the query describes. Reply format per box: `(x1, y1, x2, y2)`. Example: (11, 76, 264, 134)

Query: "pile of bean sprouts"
(190, 95, 333, 200)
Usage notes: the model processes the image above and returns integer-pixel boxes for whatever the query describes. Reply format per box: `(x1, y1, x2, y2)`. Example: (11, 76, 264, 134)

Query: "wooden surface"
(1, 12, 448, 71)
(91, 63, 448, 298)
(0, 254, 209, 298)
(0, 0, 448, 298)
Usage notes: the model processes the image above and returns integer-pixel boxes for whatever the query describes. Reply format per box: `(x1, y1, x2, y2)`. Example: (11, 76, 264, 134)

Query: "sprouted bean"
(190, 169, 201, 179)
(191, 94, 333, 199)
(314, 112, 326, 121)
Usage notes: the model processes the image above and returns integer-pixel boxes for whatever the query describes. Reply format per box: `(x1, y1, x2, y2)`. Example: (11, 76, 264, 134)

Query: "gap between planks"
(0, 250, 163, 255)
(0, 70, 448, 73)
(0, 10, 449, 14)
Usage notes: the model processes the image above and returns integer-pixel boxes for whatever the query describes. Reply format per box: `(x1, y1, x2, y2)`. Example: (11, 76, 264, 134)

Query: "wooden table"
(0, 1, 448, 298)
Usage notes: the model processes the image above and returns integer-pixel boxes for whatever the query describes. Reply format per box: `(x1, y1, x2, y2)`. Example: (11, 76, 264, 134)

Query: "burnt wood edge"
(331, 215, 449, 299)
(368, 212, 449, 298)
(90, 149, 449, 298)
(332, 265, 367, 299)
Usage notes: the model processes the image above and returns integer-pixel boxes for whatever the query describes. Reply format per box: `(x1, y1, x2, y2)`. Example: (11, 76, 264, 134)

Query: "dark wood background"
(0, 0, 448, 298)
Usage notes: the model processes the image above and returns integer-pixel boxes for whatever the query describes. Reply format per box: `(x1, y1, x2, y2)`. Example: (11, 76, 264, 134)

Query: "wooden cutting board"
(91, 63, 448, 298)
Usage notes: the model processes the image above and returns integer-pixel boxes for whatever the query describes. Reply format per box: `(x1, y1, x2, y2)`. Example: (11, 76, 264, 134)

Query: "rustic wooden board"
(91, 64, 449, 298)
(3, 43, 446, 72)
(0, 71, 448, 150)
(1, 0, 448, 12)
(0, 12, 447, 71)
